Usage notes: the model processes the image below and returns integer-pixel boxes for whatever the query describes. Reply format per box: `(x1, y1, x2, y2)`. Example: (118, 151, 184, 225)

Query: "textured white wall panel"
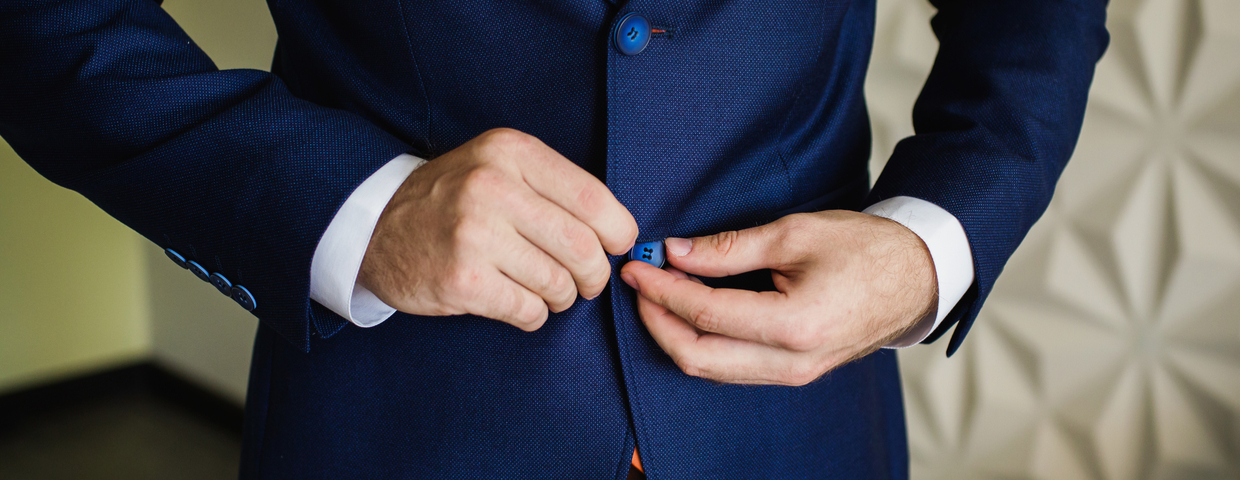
(866, 1, 1240, 478)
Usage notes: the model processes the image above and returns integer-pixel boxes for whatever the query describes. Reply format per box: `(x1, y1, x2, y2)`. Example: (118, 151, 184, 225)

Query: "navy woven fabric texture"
(0, 0, 1107, 477)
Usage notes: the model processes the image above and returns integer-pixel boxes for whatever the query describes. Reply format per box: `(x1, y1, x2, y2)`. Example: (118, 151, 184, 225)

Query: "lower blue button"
(231, 285, 256, 311)
(629, 240, 665, 268)
(186, 260, 211, 282)
(164, 249, 187, 269)
(209, 273, 232, 296)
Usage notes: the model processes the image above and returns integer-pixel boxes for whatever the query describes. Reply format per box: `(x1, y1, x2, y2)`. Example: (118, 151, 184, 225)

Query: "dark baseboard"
(0, 361, 244, 436)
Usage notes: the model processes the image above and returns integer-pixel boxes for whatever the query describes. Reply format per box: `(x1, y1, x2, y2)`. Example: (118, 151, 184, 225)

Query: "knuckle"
(517, 303, 549, 331)
(574, 184, 604, 218)
(502, 291, 533, 324)
(515, 314, 545, 331)
(471, 129, 520, 164)
(461, 165, 507, 194)
(478, 128, 535, 157)
(712, 230, 741, 257)
(547, 269, 577, 303)
(479, 127, 524, 146)
(687, 302, 719, 332)
(443, 266, 483, 296)
(784, 362, 822, 387)
(775, 214, 813, 243)
(784, 376, 812, 388)
(674, 356, 706, 379)
(509, 314, 537, 331)
(620, 221, 640, 248)
(449, 219, 485, 252)
(505, 287, 550, 329)
(580, 266, 611, 297)
(560, 222, 598, 260)
(546, 266, 573, 292)
(548, 299, 574, 314)
(779, 324, 822, 352)
(599, 219, 639, 256)
(516, 255, 575, 307)
(778, 212, 810, 228)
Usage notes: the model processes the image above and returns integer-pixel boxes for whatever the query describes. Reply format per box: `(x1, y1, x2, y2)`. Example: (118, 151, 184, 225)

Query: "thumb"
(664, 225, 783, 277)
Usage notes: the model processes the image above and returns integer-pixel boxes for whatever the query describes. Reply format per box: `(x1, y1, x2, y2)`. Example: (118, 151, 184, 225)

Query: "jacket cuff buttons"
(164, 248, 257, 312)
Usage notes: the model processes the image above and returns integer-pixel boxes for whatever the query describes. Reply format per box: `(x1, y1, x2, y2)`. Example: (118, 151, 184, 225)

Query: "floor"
(0, 391, 242, 480)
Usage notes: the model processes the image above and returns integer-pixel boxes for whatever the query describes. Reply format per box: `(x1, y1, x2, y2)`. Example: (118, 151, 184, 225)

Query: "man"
(0, 0, 1108, 477)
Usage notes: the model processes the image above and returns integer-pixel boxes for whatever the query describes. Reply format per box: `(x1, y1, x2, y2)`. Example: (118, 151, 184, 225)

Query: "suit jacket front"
(0, 0, 1108, 477)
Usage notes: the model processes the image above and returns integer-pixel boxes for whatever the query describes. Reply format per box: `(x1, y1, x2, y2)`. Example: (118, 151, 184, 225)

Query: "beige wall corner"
(0, 142, 151, 394)
(147, 244, 257, 404)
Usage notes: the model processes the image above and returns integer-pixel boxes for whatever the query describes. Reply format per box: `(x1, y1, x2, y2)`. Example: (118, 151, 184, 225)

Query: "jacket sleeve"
(0, 0, 412, 352)
(863, 0, 1110, 355)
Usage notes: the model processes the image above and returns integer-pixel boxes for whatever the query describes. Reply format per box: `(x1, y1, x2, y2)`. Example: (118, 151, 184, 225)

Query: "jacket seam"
(397, 1, 436, 156)
(772, 3, 835, 196)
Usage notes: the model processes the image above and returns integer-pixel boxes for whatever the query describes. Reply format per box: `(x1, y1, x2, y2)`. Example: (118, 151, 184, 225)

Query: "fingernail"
(665, 237, 692, 257)
(621, 272, 638, 292)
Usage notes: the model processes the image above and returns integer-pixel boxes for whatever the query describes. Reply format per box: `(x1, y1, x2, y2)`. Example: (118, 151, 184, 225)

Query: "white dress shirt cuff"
(309, 154, 426, 328)
(864, 196, 975, 349)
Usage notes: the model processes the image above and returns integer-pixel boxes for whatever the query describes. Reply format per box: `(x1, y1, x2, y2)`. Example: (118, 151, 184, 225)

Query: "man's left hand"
(619, 210, 937, 386)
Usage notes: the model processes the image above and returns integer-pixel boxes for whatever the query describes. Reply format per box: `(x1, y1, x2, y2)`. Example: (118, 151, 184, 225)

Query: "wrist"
(309, 153, 423, 326)
(877, 215, 939, 333)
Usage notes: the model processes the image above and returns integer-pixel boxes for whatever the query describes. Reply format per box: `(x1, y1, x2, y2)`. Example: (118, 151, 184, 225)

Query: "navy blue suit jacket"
(0, 0, 1107, 477)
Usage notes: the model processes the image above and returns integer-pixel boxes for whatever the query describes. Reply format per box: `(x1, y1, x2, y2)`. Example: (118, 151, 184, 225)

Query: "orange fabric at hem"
(631, 448, 643, 472)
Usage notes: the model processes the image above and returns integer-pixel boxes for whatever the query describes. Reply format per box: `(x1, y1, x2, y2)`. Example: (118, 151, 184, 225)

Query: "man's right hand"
(358, 128, 639, 331)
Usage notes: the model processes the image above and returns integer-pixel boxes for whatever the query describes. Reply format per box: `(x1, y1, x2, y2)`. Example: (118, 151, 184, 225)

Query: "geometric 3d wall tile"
(867, 0, 1240, 478)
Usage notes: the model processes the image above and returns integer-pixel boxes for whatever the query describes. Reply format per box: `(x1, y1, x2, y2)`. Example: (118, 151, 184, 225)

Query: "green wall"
(0, 0, 278, 400)
(0, 143, 150, 393)
(0, 0, 277, 400)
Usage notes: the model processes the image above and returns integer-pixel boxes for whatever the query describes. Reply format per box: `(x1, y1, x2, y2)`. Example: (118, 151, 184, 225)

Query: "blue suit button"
(186, 260, 211, 282)
(164, 249, 187, 269)
(629, 240, 665, 268)
(614, 13, 651, 56)
(231, 285, 256, 311)
(209, 273, 232, 296)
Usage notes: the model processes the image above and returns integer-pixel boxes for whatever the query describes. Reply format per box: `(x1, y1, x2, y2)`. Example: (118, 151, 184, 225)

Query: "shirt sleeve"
(864, 196, 975, 348)
(310, 154, 426, 327)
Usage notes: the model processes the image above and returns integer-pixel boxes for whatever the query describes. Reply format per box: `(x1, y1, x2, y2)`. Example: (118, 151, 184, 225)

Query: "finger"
(663, 221, 793, 278)
(490, 227, 579, 312)
(635, 289, 700, 358)
(621, 261, 799, 348)
(504, 187, 611, 299)
(509, 136, 638, 254)
(460, 267, 550, 331)
(636, 293, 821, 386)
